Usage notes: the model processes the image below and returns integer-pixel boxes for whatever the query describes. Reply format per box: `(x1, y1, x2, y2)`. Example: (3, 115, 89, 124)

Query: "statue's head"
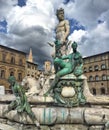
(72, 42, 78, 51)
(8, 76, 16, 85)
(56, 8, 64, 21)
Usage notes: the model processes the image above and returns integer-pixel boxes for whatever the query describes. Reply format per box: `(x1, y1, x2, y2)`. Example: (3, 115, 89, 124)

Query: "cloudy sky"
(0, 0, 109, 67)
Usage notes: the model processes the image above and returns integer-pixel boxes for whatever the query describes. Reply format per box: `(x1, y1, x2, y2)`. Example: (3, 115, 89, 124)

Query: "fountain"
(0, 8, 109, 130)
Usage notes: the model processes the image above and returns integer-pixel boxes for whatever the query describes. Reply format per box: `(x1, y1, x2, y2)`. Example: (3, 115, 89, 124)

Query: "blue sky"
(0, 0, 109, 66)
(18, 0, 26, 7)
(0, 20, 7, 33)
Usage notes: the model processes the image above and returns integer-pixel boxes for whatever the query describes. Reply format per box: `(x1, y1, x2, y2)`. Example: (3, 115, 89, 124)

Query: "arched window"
(94, 65, 99, 71)
(84, 67, 87, 73)
(102, 74, 107, 80)
(101, 55, 106, 60)
(0, 70, 5, 78)
(11, 57, 15, 64)
(28, 64, 30, 68)
(19, 59, 23, 66)
(95, 75, 99, 81)
(2, 54, 6, 62)
(89, 76, 93, 81)
(10, 71, 14, 76)
(89, 66, 93, 72)
(101, 64, 106, 70)
(92, 88, 96, 95)
(18, 73, 22, 81)
(94, 57, 98, 61)
(101, 88, 105, 95)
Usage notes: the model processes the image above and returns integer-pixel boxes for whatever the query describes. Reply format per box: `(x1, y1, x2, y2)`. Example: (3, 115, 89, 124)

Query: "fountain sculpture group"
(1, 8, 109, 130)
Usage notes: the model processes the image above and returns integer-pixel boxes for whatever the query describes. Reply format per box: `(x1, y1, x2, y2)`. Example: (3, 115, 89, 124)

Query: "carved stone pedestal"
(49, 74, 86, 107)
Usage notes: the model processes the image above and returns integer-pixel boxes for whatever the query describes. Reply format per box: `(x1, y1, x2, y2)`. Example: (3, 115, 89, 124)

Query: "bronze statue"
(44, 42, 83, 96)
(4, 76, 40, 129)
(44, 8, 86, 107)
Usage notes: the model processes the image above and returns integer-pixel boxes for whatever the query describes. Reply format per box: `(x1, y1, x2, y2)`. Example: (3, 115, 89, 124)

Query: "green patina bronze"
(54, 39, 63, 73)
(53, 79, 86, 107)
(45, 8, 86, 107)
(4, 76, 40, 129)
(54, 39, 62, 58)
(44, 41, 86, 107)
(45, 42, 83, 94)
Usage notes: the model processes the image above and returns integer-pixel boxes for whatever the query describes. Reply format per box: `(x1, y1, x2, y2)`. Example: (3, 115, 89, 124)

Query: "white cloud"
(7, 1, 56, 33)
(68, 29, 87, 43)
(79, 22, 109, 56)
(63, 0, 109, 29)
(0, 0, 65, 64)
(0, 0, 18, 19)
(0, 0, 109, 65)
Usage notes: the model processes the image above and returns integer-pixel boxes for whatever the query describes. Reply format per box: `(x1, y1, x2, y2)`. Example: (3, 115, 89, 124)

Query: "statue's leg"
(44, 59, 66, 96)
(57, 67, 72, 77)
(54, 58, 66, 68)
(51, 67, 72, 88)
(3, 100, 17, 115)
(54, 57, 63, 73)
(25, 103, 40, 129)
(52, 65, 72, 88)
(44, 66, 72, 97)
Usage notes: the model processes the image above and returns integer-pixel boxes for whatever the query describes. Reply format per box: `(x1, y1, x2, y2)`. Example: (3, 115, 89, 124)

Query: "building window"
(94, 65, 99, 71)
(0, 70, 5, 78)
(18, 73, 22, 81)
(89, 66, 93, 72)
(27, 74, 30, 76)
(95, 75, 99, 81)
(102, 74, 107, 80)
(101, 64, 106, 70)
(89, 76, 93, 81)
(2, 54, 6, 62)
(11, 57, 15, 64)
(92, 88, 96, 95)
(101, 55, 106, 60)
(19, 59, 23, 66)
(84, 67, 87, 73)
(101, 88, 105, 95)
(28, 64, 30, 68)
(10, 71, 14, 76)
(94, 57, 98, 61)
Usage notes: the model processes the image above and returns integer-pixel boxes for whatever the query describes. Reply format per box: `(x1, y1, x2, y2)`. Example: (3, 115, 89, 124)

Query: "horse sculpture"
(21, 75, 50, 96)
(21, 76, 42, 96)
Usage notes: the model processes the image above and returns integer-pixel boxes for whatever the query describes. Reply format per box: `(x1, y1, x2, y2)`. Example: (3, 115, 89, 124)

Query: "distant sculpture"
(56, 8, 70, 56)
(4, 76, 40, 129)
(44, 42, 83, 96)
(39, 72, 46, 87)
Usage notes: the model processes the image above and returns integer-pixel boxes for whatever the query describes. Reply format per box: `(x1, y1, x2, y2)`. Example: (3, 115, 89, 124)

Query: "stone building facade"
(83, 51, 109, 95)
(26, 61, 39, 79)
(0, 45, 26, 94)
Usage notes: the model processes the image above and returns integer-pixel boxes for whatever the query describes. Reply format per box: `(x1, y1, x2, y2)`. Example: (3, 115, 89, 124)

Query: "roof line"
(83, 51, 109, 59)
(0, 44, 26, 55)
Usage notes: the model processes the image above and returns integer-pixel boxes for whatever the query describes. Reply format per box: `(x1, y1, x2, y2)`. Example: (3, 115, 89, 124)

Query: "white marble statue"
(21, 76, 42, 96)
